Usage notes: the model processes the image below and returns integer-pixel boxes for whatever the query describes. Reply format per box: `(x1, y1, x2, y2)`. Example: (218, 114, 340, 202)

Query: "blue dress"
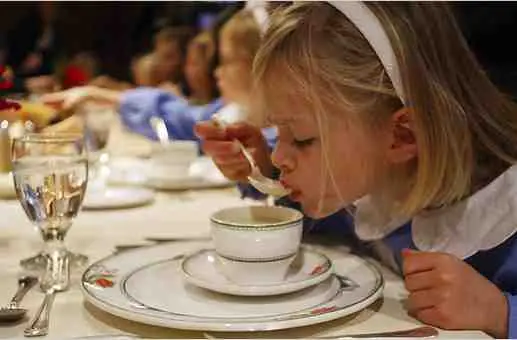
(119, 87, 225, 142)
(119, 87, 277, 148)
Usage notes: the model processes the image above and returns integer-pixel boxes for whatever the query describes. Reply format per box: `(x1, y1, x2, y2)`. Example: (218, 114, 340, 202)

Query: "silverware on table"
(24, 253, 70, 337)
(113, 236, 211, 253)
(145, 236, 211, 243)
(203, 326, 438, 339)
(315, 326, 438, 339)
(0, 276, 38, 322)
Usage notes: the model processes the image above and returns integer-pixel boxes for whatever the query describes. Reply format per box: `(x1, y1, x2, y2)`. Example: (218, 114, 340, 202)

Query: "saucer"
(107, 157, 149, 186)
(83, 187, 155, 210)
(81, 242, 383, 332)
(107, 156, 232, 190)
(181, 247, 333, 296)
(146, 156, 232, 191)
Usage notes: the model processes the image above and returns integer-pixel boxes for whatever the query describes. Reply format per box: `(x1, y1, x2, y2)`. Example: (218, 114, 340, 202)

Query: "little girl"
(183, 31, 218, 105)
(200, 2, 517, 337)
(247, 2, 517, 337)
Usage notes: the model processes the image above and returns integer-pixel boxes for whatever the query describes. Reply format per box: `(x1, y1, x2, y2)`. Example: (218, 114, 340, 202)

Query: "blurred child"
(131, 53, 159, 87)
(184, 31, 218, 105)
(40, 9, 273, 146)
(152, 26, 191, 86)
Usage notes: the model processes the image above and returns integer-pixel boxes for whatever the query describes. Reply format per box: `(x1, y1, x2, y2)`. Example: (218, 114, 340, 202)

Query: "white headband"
(328, 1, 406, 104)
(246, 0, 269, 35)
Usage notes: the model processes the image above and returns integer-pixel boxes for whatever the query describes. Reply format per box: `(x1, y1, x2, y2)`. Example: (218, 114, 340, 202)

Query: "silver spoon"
(150, 116, 170, 145)
(0, 276, 38, 322)
(236, 139, 291, 197)
(211, 114, 291, 197)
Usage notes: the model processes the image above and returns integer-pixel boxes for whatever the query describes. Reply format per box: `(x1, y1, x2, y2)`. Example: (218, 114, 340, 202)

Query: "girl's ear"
(386, 107, 418, 164)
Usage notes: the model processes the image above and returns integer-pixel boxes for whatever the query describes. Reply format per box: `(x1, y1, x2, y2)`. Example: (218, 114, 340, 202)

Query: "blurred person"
(62, 52, 98, 89)
(6, 3, 59, 78)
(2, 3, 60, 96)
(39, 7, 269, 145)
(184, 31, 218, 105)
(152, 26, 191, 86)
(131, 53, 159, 87)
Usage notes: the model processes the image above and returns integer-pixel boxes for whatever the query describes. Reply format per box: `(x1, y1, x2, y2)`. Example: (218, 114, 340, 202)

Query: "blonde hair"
(222, 9, 263, 61)
(254, 2, 517, 217)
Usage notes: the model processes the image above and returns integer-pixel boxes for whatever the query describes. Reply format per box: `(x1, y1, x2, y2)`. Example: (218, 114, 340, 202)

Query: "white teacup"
(148, 141, 198, 179)
(210, 206, 303, 285)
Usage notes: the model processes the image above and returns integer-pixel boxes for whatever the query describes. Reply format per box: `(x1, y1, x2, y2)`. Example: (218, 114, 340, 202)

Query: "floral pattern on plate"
(84, 264, 118, 289)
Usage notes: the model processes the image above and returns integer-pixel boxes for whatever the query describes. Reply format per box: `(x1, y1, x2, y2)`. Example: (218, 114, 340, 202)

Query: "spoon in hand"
(212, 114, 291, 197)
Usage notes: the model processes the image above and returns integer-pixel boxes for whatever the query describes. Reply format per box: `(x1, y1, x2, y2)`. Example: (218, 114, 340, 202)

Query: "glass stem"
(41, 224, 69, 258)
(42, 247, 70, 291)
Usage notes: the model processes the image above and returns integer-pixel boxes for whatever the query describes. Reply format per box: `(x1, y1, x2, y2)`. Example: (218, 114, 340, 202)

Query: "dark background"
(0, 2, 236, 80)
(1, 1, 517, 96)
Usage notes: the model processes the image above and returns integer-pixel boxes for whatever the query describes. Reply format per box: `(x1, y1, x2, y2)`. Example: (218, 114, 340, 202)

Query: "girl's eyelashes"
(292, 137, 316, 148)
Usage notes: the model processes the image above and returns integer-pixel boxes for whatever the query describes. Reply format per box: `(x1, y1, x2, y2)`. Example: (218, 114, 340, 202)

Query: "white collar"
(353, 165, 517, 259)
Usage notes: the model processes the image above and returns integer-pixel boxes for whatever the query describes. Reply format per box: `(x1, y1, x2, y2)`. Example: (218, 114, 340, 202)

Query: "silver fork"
(24, 253, 70, 337)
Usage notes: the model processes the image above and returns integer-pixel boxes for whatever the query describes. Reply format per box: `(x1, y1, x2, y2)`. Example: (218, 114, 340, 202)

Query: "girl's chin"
(300, 201, 343, 219)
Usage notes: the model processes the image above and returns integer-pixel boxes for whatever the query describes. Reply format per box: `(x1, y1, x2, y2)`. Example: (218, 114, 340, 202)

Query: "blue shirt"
(119, 88, 277, 148)
(119, 88, 225, 142)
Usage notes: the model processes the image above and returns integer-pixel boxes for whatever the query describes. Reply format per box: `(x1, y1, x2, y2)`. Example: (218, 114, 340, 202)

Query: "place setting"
(107, 142, 233, 192)
(0, 132, 87, 337)
(81, 205, 385, 333)
(80, 103, 156, 211)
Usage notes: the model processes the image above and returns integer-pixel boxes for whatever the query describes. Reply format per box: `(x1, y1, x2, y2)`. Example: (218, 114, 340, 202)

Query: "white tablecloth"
(0, 189, 488, 339)
(0, 126, 488, 339)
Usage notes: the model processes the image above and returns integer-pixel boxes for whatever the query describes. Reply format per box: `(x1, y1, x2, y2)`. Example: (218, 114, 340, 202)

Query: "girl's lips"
(289, 190, 302, 201)
(279, 179, 289, 188)
(280, 179, 295, 192)
(280, 179, 302, 201)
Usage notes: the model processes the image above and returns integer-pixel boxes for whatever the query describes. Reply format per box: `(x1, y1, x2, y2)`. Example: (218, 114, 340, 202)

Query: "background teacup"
(210, 206, 303, 285)
(148, 141, 198, 180)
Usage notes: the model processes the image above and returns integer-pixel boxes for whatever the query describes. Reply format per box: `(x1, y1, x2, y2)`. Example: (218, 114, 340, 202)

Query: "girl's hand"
(402, 249, 508, 338)
(42, 115, 84, 135)
(195, 121, 273, 182)
(40, 86, 121, 111)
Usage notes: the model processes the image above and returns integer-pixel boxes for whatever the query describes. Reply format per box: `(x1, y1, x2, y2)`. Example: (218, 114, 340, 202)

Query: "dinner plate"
(81, 243, 383, 332)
